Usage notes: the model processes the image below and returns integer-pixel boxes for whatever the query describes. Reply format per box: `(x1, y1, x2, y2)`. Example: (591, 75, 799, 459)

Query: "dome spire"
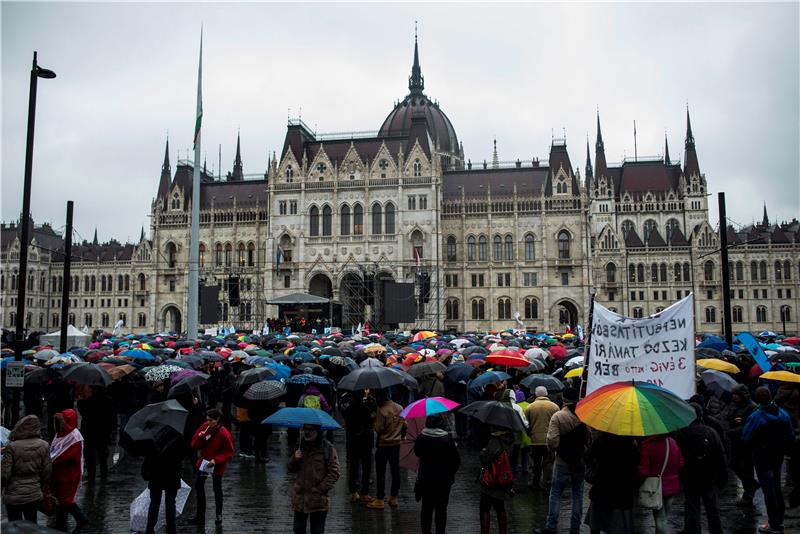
(409, 21, 424, 95)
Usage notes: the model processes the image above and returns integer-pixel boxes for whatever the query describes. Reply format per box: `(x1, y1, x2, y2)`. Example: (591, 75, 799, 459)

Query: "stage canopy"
(266, 292, 330, 305)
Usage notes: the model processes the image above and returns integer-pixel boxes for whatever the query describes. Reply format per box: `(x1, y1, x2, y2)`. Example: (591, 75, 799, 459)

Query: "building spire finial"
(664, 129, 671, 165)
(409, 22, 424, 95)
(685, 104, 695, 149)
(762, 203, 770, 227)
(492, 137, 499, 169)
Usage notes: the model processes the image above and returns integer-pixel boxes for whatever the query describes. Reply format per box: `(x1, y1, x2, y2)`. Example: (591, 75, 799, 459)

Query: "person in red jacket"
(639, 434, 684, 534)
(50, 409, 88, 532)
(188, 408, 234, 527)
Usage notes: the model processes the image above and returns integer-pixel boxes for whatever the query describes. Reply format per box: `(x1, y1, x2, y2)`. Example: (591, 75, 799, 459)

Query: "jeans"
(346, 431, 374, 494)
(194, 472, 223, 519)
(545, 461, 584, 531)
(55, 503, 87, 532)
(293, 510, 327, 534)
(146, 487, 177, 534)
(6, 502, 39, 523)
(653, 494, 674, 534)
(375, 445, 400, 499)
(683, 485, 723, 534)
(421, 488, 451, 534)
(755, 458, 786, 529)
(529, 445, 554, 486)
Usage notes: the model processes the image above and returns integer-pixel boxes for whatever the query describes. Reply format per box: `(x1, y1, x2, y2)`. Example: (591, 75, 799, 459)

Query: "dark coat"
(342, 393, 377, 437)
(1, 415, 52, 506)
(478, 432, 514, 500)
(414, 428, 460, 496)
(676, 420, 728, 490)
(288, 438, 340, 513)
(77, 389, 115, 442)
(586, 433, 640, 510)
(141, 433, 187, 491)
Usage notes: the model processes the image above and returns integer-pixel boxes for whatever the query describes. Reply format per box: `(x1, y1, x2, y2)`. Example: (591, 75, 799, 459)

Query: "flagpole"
(187, 27, 203, 340)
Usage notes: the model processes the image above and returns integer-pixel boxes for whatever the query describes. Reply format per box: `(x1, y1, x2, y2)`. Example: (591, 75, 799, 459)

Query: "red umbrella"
(485, 353, 530, 367)
(490, 349, 522, 358)
(784, 337, 800, 346)
(549, 345, 568, 360)
(749, 363, 764, 379)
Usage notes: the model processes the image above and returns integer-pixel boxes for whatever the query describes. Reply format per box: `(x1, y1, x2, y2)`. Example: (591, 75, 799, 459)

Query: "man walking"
(524, 386, 559, 489)
(367, 392, 406, 510)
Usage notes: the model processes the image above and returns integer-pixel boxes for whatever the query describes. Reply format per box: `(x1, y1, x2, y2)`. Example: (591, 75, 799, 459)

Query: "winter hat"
(562, 387, 579, 404)
(535, 386, 549, 397)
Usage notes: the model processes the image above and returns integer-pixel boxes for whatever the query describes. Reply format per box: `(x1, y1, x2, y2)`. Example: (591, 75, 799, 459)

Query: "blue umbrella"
(470, 370, 511, 389)
(121, 349, 155, 361)
(697, 335, 728, 352)
(287, 374, 329, 385)
(266, 363, 292, 380)
(262, 407, 341, 430)
(1, 356, 32, 368)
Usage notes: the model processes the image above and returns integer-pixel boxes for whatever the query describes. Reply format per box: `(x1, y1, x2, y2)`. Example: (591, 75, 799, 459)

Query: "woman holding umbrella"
(188, 408, 234, 527)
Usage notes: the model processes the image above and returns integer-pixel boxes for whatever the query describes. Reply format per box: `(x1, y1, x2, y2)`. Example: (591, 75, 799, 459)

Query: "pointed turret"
(594, 111, 608, 179)
(229, 131, 244, 181)
(140, 226, 145, 242)
(92, 228, 98, 247)
(762, 203, 770, 227)
(683, 107, 700, 177)
(157, 137, 172, 204)
(408, 26, 425, 95)
(584, 137, 594, 190)
(664, 131, 671, 165)
(491, 138, 499, 169)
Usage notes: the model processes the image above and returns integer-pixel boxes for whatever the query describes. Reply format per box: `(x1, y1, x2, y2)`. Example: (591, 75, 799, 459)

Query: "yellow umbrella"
(363, 343, 386, 354)
(760, 370, 800, 384)
(696, 359, 739, 374)
(565, 367, 583, 379)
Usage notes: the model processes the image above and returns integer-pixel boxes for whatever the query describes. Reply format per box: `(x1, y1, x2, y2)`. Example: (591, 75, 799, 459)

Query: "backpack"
(480, 450, 514, 487)
(557, 423, 587, 464)
(303, 395, 321, 410)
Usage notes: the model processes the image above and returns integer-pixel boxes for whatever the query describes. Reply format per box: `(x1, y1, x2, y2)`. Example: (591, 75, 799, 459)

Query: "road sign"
(5, 361, 25, 388)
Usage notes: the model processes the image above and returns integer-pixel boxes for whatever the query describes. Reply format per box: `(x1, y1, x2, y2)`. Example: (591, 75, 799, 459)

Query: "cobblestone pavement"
(4, 431, 800, 533)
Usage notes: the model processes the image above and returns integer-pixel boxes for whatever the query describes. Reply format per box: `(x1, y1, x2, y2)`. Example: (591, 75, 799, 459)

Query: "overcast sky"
(2, 2, 798, 244)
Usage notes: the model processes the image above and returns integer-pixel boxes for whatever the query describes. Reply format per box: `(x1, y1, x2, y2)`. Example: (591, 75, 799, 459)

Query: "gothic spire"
(157, 136, 172, 202)
(762, 203, 770, 227)
(683, 107, 700, 177)
(594, 111, 607, 179)
(664, 131, 671, 165)
(92, 227, 98, 246)
(585, 137, 593, 177)
(140, 225, 145, 242)
(685, 107, 695, 149)
(491, 138, 499, 168)
(230, 130, 244, 181)
(595, 111, 604, 150)
(408, 23, 425, 95)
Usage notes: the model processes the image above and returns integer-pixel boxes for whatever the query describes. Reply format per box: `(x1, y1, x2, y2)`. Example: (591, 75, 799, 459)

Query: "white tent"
(41, 325, 90, 349)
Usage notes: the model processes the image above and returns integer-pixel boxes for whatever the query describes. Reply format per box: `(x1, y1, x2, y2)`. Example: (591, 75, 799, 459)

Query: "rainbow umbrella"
(412, 331, 437, 342)
(576, 381, 695, 437)
(399, 396, 460, 419)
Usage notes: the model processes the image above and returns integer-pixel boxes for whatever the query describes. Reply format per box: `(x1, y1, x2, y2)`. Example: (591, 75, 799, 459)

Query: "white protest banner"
(5, 361, 24, 388)
(586, 293, 695, 399)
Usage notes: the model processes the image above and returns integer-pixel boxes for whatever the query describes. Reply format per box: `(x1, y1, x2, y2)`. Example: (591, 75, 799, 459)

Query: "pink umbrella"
(399, 417, 425, 471)
(400, 396, 460, 419)
(170, 368, 202, 385)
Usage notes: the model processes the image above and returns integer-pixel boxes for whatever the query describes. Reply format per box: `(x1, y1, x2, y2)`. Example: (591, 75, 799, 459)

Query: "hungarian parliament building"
(2, 40, 798, 336)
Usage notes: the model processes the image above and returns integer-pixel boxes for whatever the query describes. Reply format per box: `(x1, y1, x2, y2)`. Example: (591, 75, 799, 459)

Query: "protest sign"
(737, 331, 771, 372)
(586, 294, 695, 398)
(5, 361, 24, 388)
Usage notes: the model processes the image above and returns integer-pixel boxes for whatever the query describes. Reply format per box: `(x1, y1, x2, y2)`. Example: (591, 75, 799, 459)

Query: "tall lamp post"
(781, 305, 789, 337)
(13, 52, 56, 424)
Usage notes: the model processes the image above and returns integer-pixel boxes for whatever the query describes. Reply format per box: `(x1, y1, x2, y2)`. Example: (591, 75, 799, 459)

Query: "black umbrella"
(445, 362, 474, 384)
(406, 361, 447, 378)
(700, 370, 738, 397)
(167, 373, 209, 398)
(520, 373, 565, 392)
(459, 400, 526, 431)
(243, 380, 286, 401)
(237, 367, 277, 386)
(338, 366, 414, 391)
(321, 347, 343, 357)
(121, 399, 188, 456)
(61, 363, 112, 387)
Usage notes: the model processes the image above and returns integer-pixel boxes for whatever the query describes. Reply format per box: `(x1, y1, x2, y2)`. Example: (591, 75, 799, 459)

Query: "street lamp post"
(12, 51, 56, 424)
(781, 305, 788, 337)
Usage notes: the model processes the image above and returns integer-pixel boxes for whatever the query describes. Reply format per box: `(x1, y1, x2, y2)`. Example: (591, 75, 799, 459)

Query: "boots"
(497, 509, 508, 534)
(480, 510, 491, 534)
(367, 498, 385, 510)
(388, 496, 398, 507)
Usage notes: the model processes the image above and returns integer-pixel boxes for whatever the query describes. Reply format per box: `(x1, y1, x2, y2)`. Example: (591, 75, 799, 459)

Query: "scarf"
(51, 428, 85, 477)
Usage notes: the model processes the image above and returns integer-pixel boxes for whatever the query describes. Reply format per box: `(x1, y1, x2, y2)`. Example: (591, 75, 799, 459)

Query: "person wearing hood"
(414, 414, 460, 534)
(289, 423, 340, 534)
(188, 408, 235, 527)
(524, 386, 559, 489)
(675, 402, 727, 534)
(367, 391, 406, 510)
(723, 383, 758, 506)
(299, 384, 331, 412)
(1, 415, 52, 523)
(50, 409, 88, 532)
(478, 426, 515, 534)
(742, 386, 794, 534)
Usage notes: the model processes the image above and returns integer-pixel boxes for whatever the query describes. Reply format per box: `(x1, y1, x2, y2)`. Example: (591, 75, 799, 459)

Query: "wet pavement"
(5, 431, 800, 533)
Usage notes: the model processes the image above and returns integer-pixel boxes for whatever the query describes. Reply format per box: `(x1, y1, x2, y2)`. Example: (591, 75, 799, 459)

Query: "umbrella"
(700, 370, 738, 397)
(783, 337, 800, 346)
(485, 353, 529, 367)
(565, 355, 585, 369)
(412, 331, 437, 342)
(107, 364, 136, 381)
(459, 400, 526, 431)
(338, 366, 412, 391)
(470, 371, 511, 389)
(520, 374, 565, 392)
(406, 361, 447, 378)
(759, 330, 778, 338)
(564, 367, 583, 379)
(697, 335, 729, 352)
(696, 359, 739, 374)
(286, 373, 329, 385)
(400, 396, 460, 419)
(576, 381, 695, 437)
(243, 380, 287, 401)
(144, 365, 183, 382)
(33, 349, 59, 361)
(548, 345, 568, 360)
(359, 357, 384, 368)
(121, 349, 155, 361)
(262, 407, 341, 430)
(363, 343, 386, 354)
(399, 417, 424, 472)
(445, 362, 474, 384)
(121, 400, 188, 456)
(237, 367, 278, 386)
(760, 370, 800, 384)
(61, 363, 113, 387)
(167, 373, 209, 398)
(524, 347, 548, 361)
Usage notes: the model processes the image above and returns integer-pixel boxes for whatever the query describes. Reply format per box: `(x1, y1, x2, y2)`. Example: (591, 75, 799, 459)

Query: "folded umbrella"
(243, 380, 287, 401)
(61, 363, 112, 387)
(262, 407, 341, 430)
(459, 400, 526, 431)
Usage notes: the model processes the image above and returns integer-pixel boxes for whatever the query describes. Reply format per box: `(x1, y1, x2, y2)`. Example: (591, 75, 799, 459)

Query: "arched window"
(735, 261, 743, 281)
(413, 159, 422, 177)
(493, 235, 503, 261)
(446, 299, 459, 320)
(621, 220, 634, 239)
(84, 276, 90, 292)
(557, 231, 570, 259)
(775, 261, 783, 281)
(651, 263, 659, 283)
(309, 206, 320, 236)
(446, 236, 457, 262)
(199, 243, 206, 267)
(340, 205, 351, 236)
(101, 276, 107, 292)
(467, 236, 476, 262)
(756, 306, 768, 322)
(411, 230, 424, 260)
(660, 263, 667, 282)
(524, 297, 538, 319)
(247, 243, 255, 266)
(166, 242, 177, 268)
(750, 261, 758, 280)
(683, 263, 691, 282)
(606, 263, 617, 283)
(629, 264, 636, 283)
(643, 219, 657, 242)
(124, 275, 130, 291)
(215, 243, 223, 266)
(118, 313, 126, 325)
(371, 204, 382, 235)
(498, 298, 511, 320)
(384, 203, 395, 234)
(138, 273, 145, 291)
(478, 235, 488, 261)
(471, 298, 485, 320)
(504, 235, 514, 261)
(524, 234, 535, 261)
(68, 313, 75, 326)
(118, 275, 124, 292)
(637, 264, 645, 283)
(285, 165, 294, 181)
(732, 306, 743, 323)
(705, 307, 716, 323)
(238, 243, 246, 266)
(781, 306, 792, 323)
(224, 243, 232, 266)
(322, 205, 332, 236)
(633, 307, 643, 319)
(101, 313, 109, 328)
(784, 260, 792, 280)
(353, 204, 363, 235)
(704, 261, 715, 281)
(138, 313, 146, 327)
(665, 219, 680, 243)
(84, 313, 93, 327)
(759, 261, 767, 281)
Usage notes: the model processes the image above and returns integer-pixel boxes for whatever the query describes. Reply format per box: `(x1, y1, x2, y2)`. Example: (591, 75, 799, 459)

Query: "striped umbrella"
(576, 381, 695, 437)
